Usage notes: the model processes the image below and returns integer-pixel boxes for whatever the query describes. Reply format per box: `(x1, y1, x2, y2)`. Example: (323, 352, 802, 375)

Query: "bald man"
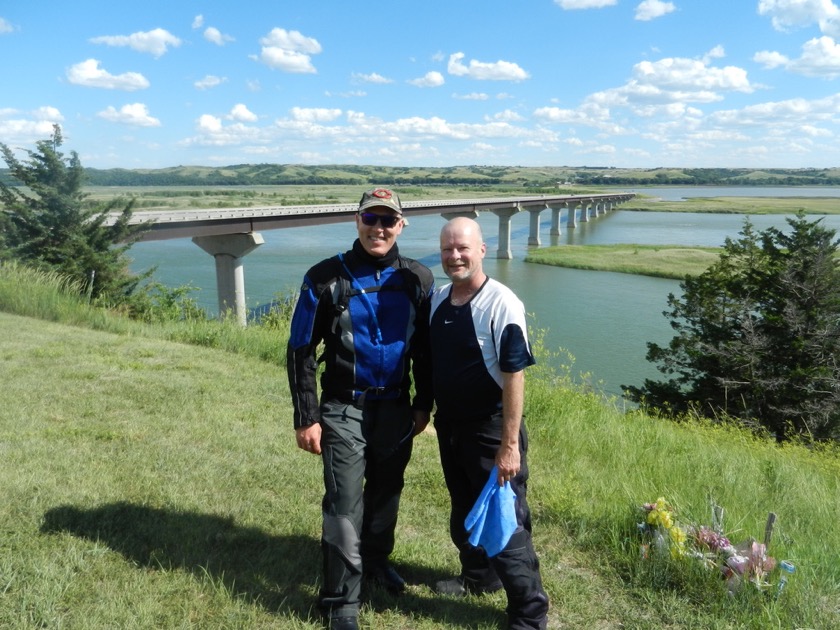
(429, 217, 549, 630)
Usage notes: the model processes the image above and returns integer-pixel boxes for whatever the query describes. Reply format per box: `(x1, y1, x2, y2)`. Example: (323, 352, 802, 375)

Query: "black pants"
(436, 413, 549, 630)
(317, 399, 414, 619)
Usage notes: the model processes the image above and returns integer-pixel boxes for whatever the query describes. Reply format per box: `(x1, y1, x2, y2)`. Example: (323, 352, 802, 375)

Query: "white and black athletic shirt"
(430, 277, 535, 421)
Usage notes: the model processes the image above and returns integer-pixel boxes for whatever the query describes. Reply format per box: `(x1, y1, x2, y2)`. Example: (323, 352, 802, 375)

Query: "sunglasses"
(359, 212, 401, 228)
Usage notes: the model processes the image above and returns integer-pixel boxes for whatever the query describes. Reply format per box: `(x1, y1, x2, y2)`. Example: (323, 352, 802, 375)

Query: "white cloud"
(204, 27, 234, 46)
(0, 106, 64, 149)
(66, 59, 150, 91)
(710, 93, 840, 127)
(97, 103, 161, 127)
(408, 71, 445, 87)
(555, 0, 617, 8)
(635, 0, 676, 21)
(800, 123, 833, 137)
(588, 144, 617, 155)
(197, 114, 223, 133)
(702, 45, 726, 63)
(352, 72, 393, 84)
(754, 50, 789, 69)
(192, 15, 204, 29)
(228, 104, 258, 122)
(534, 106, 602, 125)
(326, 90, 367, 98)
(182, 109, 545, 155)
(447, 52, 530, 81)
(0, 116, 61, 145)
(32, 106, 63, 121)
(257, 48, 317, 73)
(754, 36, 840, 77)
(290, 107, 342, 122)
(255, 29, 322, 73)
(261, 28, 321, 53)
(453, 92, 490, 100)
(788, 36, 840, 77)
(758, 0, 840, 37)
(486, 109, 524, 122)
(1, 17, 15, 34)
(633, 56, 752, 92)
(194, 75, 227, 90)
(89, 28, 182, 58)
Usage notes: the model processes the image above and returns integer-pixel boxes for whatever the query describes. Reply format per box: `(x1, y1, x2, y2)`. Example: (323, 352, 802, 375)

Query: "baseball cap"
(358, 187, 403, 215)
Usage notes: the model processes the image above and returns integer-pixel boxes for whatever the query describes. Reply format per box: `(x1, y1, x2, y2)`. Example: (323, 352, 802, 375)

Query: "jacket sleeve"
(409, 266, 435, 413)
(286, 273, 329, 429)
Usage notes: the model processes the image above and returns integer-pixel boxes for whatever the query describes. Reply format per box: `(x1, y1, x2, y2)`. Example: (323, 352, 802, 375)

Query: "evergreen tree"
(0, 125, 150, 301)
(624, 213, 840, 442)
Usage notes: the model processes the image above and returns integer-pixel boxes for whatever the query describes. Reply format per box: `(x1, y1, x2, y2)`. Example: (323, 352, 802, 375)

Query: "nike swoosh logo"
(444, 320, 454, 324)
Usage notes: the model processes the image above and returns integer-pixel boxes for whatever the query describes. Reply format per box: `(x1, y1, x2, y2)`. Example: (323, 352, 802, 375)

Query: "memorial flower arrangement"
(637, 497, 787, 594)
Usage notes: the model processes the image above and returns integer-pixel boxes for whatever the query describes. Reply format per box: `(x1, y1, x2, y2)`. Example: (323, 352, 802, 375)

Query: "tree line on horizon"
(3, 162, 840, 188)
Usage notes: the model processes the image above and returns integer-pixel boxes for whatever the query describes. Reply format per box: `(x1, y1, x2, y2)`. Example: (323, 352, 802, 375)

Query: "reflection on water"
(130, 205, 840, 399)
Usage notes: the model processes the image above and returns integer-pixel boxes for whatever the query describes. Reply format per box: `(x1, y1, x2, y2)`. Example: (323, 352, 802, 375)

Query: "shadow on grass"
(41, 502, 503, 628)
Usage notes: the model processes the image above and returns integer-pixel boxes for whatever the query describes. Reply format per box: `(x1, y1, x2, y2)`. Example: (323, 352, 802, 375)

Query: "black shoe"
(328, 616, 359, 630)
(364, 563, 406, 594)
(435, 575, 503, 597)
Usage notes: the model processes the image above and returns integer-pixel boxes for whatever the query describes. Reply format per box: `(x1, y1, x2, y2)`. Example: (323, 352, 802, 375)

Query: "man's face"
(355, 208, 404, 257)
(440, 224, 486, 283)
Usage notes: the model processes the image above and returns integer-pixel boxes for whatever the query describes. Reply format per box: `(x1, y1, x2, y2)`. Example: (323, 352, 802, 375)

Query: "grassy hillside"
(69, 164, 840, 188)
(1, 265, 839, 629)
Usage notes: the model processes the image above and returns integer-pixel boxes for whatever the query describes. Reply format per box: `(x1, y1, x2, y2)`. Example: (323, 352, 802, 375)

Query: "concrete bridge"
(116, 192, 634, 325)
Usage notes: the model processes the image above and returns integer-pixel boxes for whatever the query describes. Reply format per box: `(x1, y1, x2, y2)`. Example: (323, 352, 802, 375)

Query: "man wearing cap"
(287, 188, 434, 630)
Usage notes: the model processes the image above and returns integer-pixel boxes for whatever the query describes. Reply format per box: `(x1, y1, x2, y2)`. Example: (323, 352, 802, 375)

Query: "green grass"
(1, 264, 840, 628)
(525, 244, 722, 279)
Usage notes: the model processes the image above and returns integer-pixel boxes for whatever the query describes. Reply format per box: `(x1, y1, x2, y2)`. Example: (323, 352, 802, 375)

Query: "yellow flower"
(669, 525, 686, 545)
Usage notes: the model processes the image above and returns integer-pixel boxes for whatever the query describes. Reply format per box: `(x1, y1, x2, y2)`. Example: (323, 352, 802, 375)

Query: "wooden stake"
(764, 512, 777, 546)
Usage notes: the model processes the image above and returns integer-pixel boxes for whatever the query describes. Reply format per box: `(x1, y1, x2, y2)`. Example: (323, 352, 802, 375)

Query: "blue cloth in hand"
(465, 465, 518, 557)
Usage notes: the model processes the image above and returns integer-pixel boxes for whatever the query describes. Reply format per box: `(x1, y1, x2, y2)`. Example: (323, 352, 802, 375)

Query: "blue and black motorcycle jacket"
(287, 239, 435, 429)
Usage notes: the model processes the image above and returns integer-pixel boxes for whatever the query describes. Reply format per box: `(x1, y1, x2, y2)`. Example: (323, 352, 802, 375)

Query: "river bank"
(525, 244, 722, 279)
(620, 191, 840, 213)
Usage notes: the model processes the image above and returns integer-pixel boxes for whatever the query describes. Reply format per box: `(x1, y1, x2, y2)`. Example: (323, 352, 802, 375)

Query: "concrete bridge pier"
(549, 203, 562, 236)
(566, 201, 580, 228)
(492, 206, 521, 259)
(580, 201, 592, 223)
(527, 206, 543, 247)
(193, 232, 265, 326)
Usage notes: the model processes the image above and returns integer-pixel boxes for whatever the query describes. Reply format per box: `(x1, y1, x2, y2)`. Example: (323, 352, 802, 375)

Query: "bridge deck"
(114, 193, 634, 242)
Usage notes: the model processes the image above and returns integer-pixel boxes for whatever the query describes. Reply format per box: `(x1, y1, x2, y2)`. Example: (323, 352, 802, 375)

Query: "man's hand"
(412, 409, 431, 435)
(296, 423, 322, 455)
(495, 443, 520, 486)
(495, 443, 521, 485)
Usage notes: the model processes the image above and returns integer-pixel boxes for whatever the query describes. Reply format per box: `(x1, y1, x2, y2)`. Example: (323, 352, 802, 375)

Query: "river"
(128, 186, 840, 400)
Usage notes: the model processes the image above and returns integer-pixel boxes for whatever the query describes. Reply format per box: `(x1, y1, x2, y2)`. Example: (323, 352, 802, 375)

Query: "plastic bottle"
(776, 561, 795, 597)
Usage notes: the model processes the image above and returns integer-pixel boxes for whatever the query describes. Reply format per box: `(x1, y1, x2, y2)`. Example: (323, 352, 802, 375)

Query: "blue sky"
(2, 0, 840, 170)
